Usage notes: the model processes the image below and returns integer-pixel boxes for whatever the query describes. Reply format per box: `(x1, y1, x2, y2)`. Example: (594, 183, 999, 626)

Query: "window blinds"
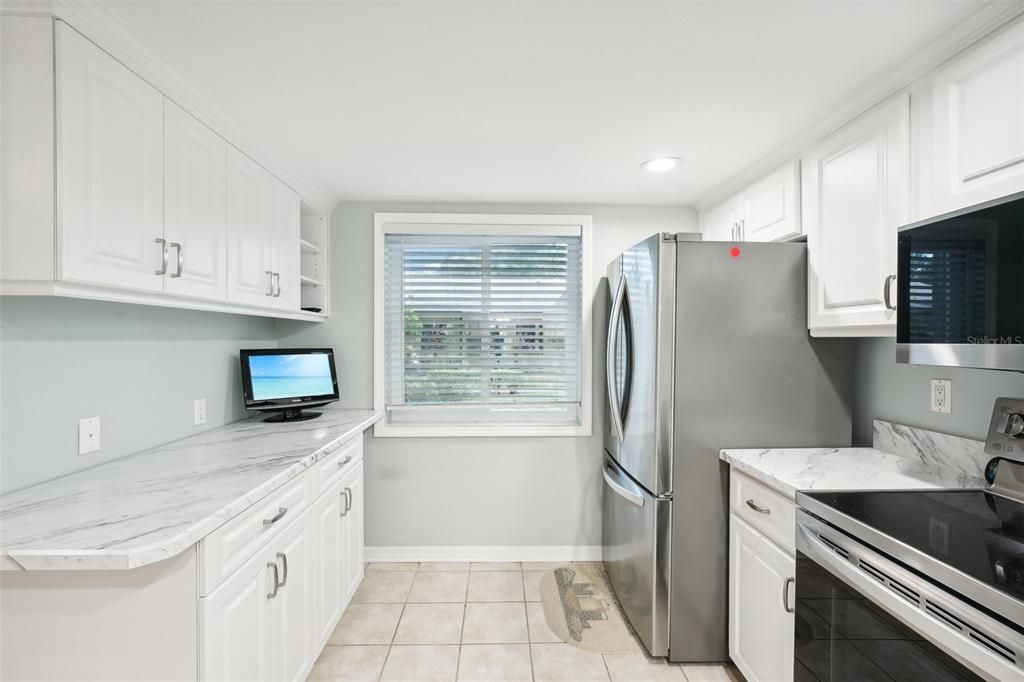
(382, 233, 583, 424)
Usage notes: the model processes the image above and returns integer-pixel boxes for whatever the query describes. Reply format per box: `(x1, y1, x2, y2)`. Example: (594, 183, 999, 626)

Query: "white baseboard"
(364, 545, 603, 563)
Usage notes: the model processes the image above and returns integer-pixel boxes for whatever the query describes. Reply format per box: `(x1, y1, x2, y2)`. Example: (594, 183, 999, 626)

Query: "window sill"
(372, 421, 592, 438)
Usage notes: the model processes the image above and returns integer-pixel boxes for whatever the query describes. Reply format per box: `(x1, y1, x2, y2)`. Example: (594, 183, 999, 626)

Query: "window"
(374, 214, 592, 437)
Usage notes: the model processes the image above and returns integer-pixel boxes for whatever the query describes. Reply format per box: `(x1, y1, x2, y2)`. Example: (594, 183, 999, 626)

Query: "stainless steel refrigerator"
(602, 233, 853, 662)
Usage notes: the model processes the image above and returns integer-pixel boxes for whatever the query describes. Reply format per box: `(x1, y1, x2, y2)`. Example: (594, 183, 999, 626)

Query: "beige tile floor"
(307, 561, 745, 682)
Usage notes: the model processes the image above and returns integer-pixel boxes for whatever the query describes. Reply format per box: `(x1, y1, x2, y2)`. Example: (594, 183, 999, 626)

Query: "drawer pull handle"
(745, 499, 770, 515)
(263, 506, 288, 527)
(336, 455, 353, 469)
(276, 552, 289, 587)
(783, 577, 795, 613)
(267, 562, 280, 599)
(340, 489, 350, 517)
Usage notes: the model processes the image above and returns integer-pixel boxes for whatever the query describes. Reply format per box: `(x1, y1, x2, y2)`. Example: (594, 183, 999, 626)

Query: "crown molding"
(2, 0, 337, 214)
(694, 1, 1024, 213)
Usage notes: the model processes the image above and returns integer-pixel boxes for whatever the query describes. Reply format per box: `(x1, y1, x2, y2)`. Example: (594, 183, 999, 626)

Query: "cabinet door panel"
(805, 94, 908, 334)
(729, 513, 795, 682)
(164, 99, 227, 300)
(933, 20, 1024, 212)
(341, 462, 365, 603)
(268, 179, 301, 311)
(57, 22, 163, 291)
(741, 161, 801, 242)
(314, 483, 346, 646)
(226, 148, 272, 305)
(274, 515, 315, 682)
(201, 548, 274, 682)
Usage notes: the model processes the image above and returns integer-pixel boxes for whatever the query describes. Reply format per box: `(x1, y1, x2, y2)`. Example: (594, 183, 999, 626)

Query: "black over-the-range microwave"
(896, 191, 1024, 372)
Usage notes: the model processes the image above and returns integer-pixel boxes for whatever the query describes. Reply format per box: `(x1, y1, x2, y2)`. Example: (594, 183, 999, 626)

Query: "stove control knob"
(997, 413, 1024, 438)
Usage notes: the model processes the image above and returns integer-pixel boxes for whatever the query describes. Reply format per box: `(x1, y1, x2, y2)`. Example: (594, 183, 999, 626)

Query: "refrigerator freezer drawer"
(602, 454, 671, 657)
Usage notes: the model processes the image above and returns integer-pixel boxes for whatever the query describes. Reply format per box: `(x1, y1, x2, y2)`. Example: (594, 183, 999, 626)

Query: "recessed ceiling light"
(641, 157, 682, 173)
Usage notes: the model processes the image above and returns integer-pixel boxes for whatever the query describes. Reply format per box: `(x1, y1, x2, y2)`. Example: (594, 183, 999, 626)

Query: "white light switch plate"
(79, 416, 100, 455)
(194, 398, 207, 426)
(930, 379, 952, 414)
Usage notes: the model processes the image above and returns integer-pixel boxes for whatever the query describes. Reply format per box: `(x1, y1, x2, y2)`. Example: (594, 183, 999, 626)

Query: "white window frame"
(373, 213, 593, 438)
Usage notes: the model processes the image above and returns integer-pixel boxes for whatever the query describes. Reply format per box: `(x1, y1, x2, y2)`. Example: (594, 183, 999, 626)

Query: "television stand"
(263, 408, 322, 422)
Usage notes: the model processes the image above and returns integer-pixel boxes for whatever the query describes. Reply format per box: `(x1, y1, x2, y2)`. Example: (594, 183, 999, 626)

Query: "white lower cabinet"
(314, 478, 347, 646)
(202, 508, 314, 682)
(202, 526, 281, 682)
(729, 513, 795, 682)
(202, 437, 365, 681)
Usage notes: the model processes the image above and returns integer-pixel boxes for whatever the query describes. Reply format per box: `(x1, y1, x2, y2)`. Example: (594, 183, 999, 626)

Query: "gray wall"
(277, 202, 697, 548)
(0, 298, 277, 493)
(852, 337, 1024, 444)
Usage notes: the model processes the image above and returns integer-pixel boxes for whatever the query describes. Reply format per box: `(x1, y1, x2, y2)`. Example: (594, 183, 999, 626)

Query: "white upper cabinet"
(226, 148, 274, 306)
(804, 94, 909, 336)
(268, 180, 302, 312)
(1, 16, 324, 321)
(931, 19, 1024, 213)
(57, 22, 164, 292)
(226, 147, 302, 312)
(163, 99, 228, 301)
(700, 160, 802, 243)
(739, 161, 801, 242)
(700, 199, 739, 242)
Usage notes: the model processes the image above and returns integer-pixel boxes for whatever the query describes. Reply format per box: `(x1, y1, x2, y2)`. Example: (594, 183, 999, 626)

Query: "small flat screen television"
(240, 348, 339, 422)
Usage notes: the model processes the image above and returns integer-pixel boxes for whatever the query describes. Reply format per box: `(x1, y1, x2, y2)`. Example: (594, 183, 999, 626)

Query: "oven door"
(895, 191, 1024, 371)
(794, 511, 1024, 682)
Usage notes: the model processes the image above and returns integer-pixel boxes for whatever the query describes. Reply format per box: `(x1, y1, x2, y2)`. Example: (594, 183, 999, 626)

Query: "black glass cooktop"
(803, 489, 1024, 604)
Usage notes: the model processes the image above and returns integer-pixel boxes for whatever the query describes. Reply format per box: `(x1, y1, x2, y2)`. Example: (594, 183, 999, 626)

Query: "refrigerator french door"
(604, 234, 679, 657)
(603, 234, 854, 663)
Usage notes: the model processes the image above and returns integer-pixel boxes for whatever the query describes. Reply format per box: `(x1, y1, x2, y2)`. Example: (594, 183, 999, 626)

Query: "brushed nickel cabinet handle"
(276, 552, 288, 587)
(336, 455, 353, 469)
(265, 270, 275, 296)
(739, 219, 746, 241)
(263, 506, 288, 527)
(745, 499, 770, 515)
(340, 489, 350, 517)
(170, 242, 183, 278)
(783, 577, 795, 613)
(155, 238, 169, 275)
(344, 486, 352, 513)
(267, 562, 280, 599)
(273, 272, 281, 297)
(883, 274, 897, 311)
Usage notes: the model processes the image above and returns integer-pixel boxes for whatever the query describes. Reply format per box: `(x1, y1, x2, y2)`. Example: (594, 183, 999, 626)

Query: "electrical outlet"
(194, 398, 207, 426)
(930, 379, 952, 414)
(78, 416, 100, 455)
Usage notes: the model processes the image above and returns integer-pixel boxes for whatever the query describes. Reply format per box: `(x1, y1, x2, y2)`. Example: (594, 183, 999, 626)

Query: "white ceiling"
(107, 0, 987, 207)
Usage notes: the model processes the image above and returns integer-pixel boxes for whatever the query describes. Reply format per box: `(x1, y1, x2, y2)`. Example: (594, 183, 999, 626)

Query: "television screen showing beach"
(249, 353, 335, 400)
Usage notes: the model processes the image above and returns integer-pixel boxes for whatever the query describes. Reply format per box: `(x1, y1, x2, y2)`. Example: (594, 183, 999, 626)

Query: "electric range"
(794, 454, 1024, 682)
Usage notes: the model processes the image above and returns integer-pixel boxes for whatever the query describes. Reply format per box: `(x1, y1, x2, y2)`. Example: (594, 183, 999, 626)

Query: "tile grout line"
(522, 568, 537, 682)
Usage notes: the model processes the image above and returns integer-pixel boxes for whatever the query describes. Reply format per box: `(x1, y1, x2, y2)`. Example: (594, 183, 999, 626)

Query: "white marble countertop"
(720, 420, 990, 501)
(0, 407, 382, 571)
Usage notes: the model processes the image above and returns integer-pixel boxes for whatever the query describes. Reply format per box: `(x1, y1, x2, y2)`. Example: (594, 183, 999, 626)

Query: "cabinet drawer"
(315, 435, 362, 496)
(200, 472, 314, 595)
(730, 470, 796, 552)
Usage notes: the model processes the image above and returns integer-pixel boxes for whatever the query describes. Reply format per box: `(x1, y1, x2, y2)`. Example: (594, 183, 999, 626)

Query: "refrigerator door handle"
(603, 462, 645, 507)
(607, 276, 627, 442)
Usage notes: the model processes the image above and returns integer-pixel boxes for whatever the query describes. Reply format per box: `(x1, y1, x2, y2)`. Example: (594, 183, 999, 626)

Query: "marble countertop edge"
(0, 409, 383, 571)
